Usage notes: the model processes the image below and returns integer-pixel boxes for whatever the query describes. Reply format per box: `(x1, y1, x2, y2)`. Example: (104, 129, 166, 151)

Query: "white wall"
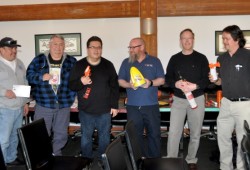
(0, 18, 140, 71)
(0, 15, 249, 72)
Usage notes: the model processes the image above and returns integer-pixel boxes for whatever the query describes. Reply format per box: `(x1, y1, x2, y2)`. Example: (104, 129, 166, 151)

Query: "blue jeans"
(79, 111, 111, 160)
(126, 105, 161, 158)
(0, 108, 23, 163)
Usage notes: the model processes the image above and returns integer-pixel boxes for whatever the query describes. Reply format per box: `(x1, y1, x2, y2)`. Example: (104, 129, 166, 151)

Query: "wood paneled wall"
(158, 0, 250, 16)
(0, 0, 250, 21)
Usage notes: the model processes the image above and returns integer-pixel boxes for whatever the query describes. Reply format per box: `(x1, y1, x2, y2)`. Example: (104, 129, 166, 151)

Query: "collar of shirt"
(0, 55, 16, 72)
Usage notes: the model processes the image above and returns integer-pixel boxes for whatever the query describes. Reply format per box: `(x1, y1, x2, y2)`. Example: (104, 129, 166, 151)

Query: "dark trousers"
(126, 105, 161, 158)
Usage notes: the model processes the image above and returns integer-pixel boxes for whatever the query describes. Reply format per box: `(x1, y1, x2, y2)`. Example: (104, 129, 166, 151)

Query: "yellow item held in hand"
(130, 66, 146, 87)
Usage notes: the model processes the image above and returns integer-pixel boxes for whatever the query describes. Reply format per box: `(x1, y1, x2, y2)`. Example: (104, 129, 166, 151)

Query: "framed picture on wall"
(215, 30, 250, 56)
(35, 33, 82, 56)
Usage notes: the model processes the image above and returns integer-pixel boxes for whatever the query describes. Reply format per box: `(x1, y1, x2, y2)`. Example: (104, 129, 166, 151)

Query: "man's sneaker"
(6, 158, 25, 166)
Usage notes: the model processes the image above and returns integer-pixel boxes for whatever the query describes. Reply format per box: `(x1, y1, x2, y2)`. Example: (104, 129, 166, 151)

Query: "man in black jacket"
(69, 36, 119, 168)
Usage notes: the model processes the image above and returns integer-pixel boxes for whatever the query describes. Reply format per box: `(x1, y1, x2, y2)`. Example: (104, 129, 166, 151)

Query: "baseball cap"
(0, 37, 21, 47)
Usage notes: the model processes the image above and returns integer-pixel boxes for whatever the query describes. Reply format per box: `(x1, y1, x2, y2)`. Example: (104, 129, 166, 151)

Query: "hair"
(222, 25, 246, 48)
(87, 36, 103, 47)
(50, 34, 65, 42)
(180, 28, 195, 39)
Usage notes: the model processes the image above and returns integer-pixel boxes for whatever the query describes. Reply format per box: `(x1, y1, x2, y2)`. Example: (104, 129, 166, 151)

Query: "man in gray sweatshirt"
(0, 37, 29, 166)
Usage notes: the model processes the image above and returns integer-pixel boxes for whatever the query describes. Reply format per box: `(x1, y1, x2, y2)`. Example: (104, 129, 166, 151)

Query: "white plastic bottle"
(185, 92, 197, 109)
(209, 61, 220, 81)
(210, 67, 218, 81)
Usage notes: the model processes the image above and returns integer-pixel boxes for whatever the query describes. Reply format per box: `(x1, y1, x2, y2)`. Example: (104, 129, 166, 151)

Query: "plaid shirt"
(26, 53, 76, 109)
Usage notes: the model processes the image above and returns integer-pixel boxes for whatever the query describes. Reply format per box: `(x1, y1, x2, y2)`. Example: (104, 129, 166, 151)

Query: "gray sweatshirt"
(0, 58, 28, 109)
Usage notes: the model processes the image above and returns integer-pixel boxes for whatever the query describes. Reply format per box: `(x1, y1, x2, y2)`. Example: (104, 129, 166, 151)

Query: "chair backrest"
(102, 136, 131, 170)
(17, 118, 54, 170)
(241, 135, 250, 170)
(0, 145, 7, 170)
(124, 120, 143, 170)
(244, 120, 250, 136)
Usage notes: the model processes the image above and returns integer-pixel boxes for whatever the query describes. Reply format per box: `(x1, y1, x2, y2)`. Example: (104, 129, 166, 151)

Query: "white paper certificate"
(12, 85, 31, 98)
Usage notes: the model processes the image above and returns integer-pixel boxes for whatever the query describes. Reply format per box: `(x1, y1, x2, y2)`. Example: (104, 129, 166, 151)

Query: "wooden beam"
(140, 0, 158, 57)
(0, 0, 250, 21)
(158, 0, 250, 16)
(0, 1, 139, 21)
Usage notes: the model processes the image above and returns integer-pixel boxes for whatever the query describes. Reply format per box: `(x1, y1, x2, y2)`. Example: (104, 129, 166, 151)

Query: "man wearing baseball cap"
(0, 37, 29, 166)
(0, 37, 21, 48)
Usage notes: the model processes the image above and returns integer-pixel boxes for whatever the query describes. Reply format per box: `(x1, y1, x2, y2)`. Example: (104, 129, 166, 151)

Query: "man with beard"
(118, 37, 165, 158)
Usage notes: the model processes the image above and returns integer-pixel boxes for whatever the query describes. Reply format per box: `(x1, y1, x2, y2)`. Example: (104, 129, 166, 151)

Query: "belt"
(228, 97, 250, 102)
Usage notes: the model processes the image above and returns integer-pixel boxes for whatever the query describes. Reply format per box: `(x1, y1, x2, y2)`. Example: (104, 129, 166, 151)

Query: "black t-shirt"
(218, 48, 250, 98)
(69, 57, 119, 114)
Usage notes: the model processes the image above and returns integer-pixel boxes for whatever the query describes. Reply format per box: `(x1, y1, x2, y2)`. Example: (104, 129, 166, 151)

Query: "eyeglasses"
(88, 46, 102, 50)
(128, 45, 142, 50)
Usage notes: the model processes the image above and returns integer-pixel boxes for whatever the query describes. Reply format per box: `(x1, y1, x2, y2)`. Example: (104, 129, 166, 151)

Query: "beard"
(128, 53, 139, 63)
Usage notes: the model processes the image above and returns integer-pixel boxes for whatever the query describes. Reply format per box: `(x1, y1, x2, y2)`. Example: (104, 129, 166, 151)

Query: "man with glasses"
(0, 37, 29, 166)
(26, 34, 77, 156)
(118, 37, 165, 158)
(69, 36, 119, 169)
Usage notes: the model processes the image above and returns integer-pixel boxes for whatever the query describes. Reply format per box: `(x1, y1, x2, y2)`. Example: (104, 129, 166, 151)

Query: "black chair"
(160, 111, 170, 137)
(244, 120, 250, 137)
(200, 111, 218, 140)
(17, 118, 90, 170)
(102, 136, 132, 170)
(124, 120, 187, 170)
(111, 112, 127, 137)
(241, 135, 250, 170)
(0, 145, 6, 170)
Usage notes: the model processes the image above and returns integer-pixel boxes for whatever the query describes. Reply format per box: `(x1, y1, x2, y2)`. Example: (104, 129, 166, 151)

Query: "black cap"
(0, 37, 21, 47)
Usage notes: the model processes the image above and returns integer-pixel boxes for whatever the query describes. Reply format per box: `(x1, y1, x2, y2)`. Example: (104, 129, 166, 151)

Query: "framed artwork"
(35, 33, 82, 56)
(215, 30, 250, 55)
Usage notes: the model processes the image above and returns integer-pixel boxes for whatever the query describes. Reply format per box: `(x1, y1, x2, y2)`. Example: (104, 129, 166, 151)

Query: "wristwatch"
(150, 80, 153, 87)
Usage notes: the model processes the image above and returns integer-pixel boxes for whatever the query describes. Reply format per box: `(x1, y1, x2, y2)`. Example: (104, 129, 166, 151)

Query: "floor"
(7, 133, 220, 170)
(63, 134, 220, 170)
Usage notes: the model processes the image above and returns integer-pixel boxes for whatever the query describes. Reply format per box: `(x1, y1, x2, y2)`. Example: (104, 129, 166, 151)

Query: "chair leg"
(200, 124, 217, 140)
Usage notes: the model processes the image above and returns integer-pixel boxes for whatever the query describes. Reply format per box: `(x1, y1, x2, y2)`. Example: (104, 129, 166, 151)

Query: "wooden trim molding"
(0, 0, 250, 21)
(0, 1, 139, 21)
(158, 0, 250, 16)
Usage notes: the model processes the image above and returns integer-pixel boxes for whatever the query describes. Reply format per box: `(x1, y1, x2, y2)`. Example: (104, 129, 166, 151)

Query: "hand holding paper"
(12, 85, 31, 98)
